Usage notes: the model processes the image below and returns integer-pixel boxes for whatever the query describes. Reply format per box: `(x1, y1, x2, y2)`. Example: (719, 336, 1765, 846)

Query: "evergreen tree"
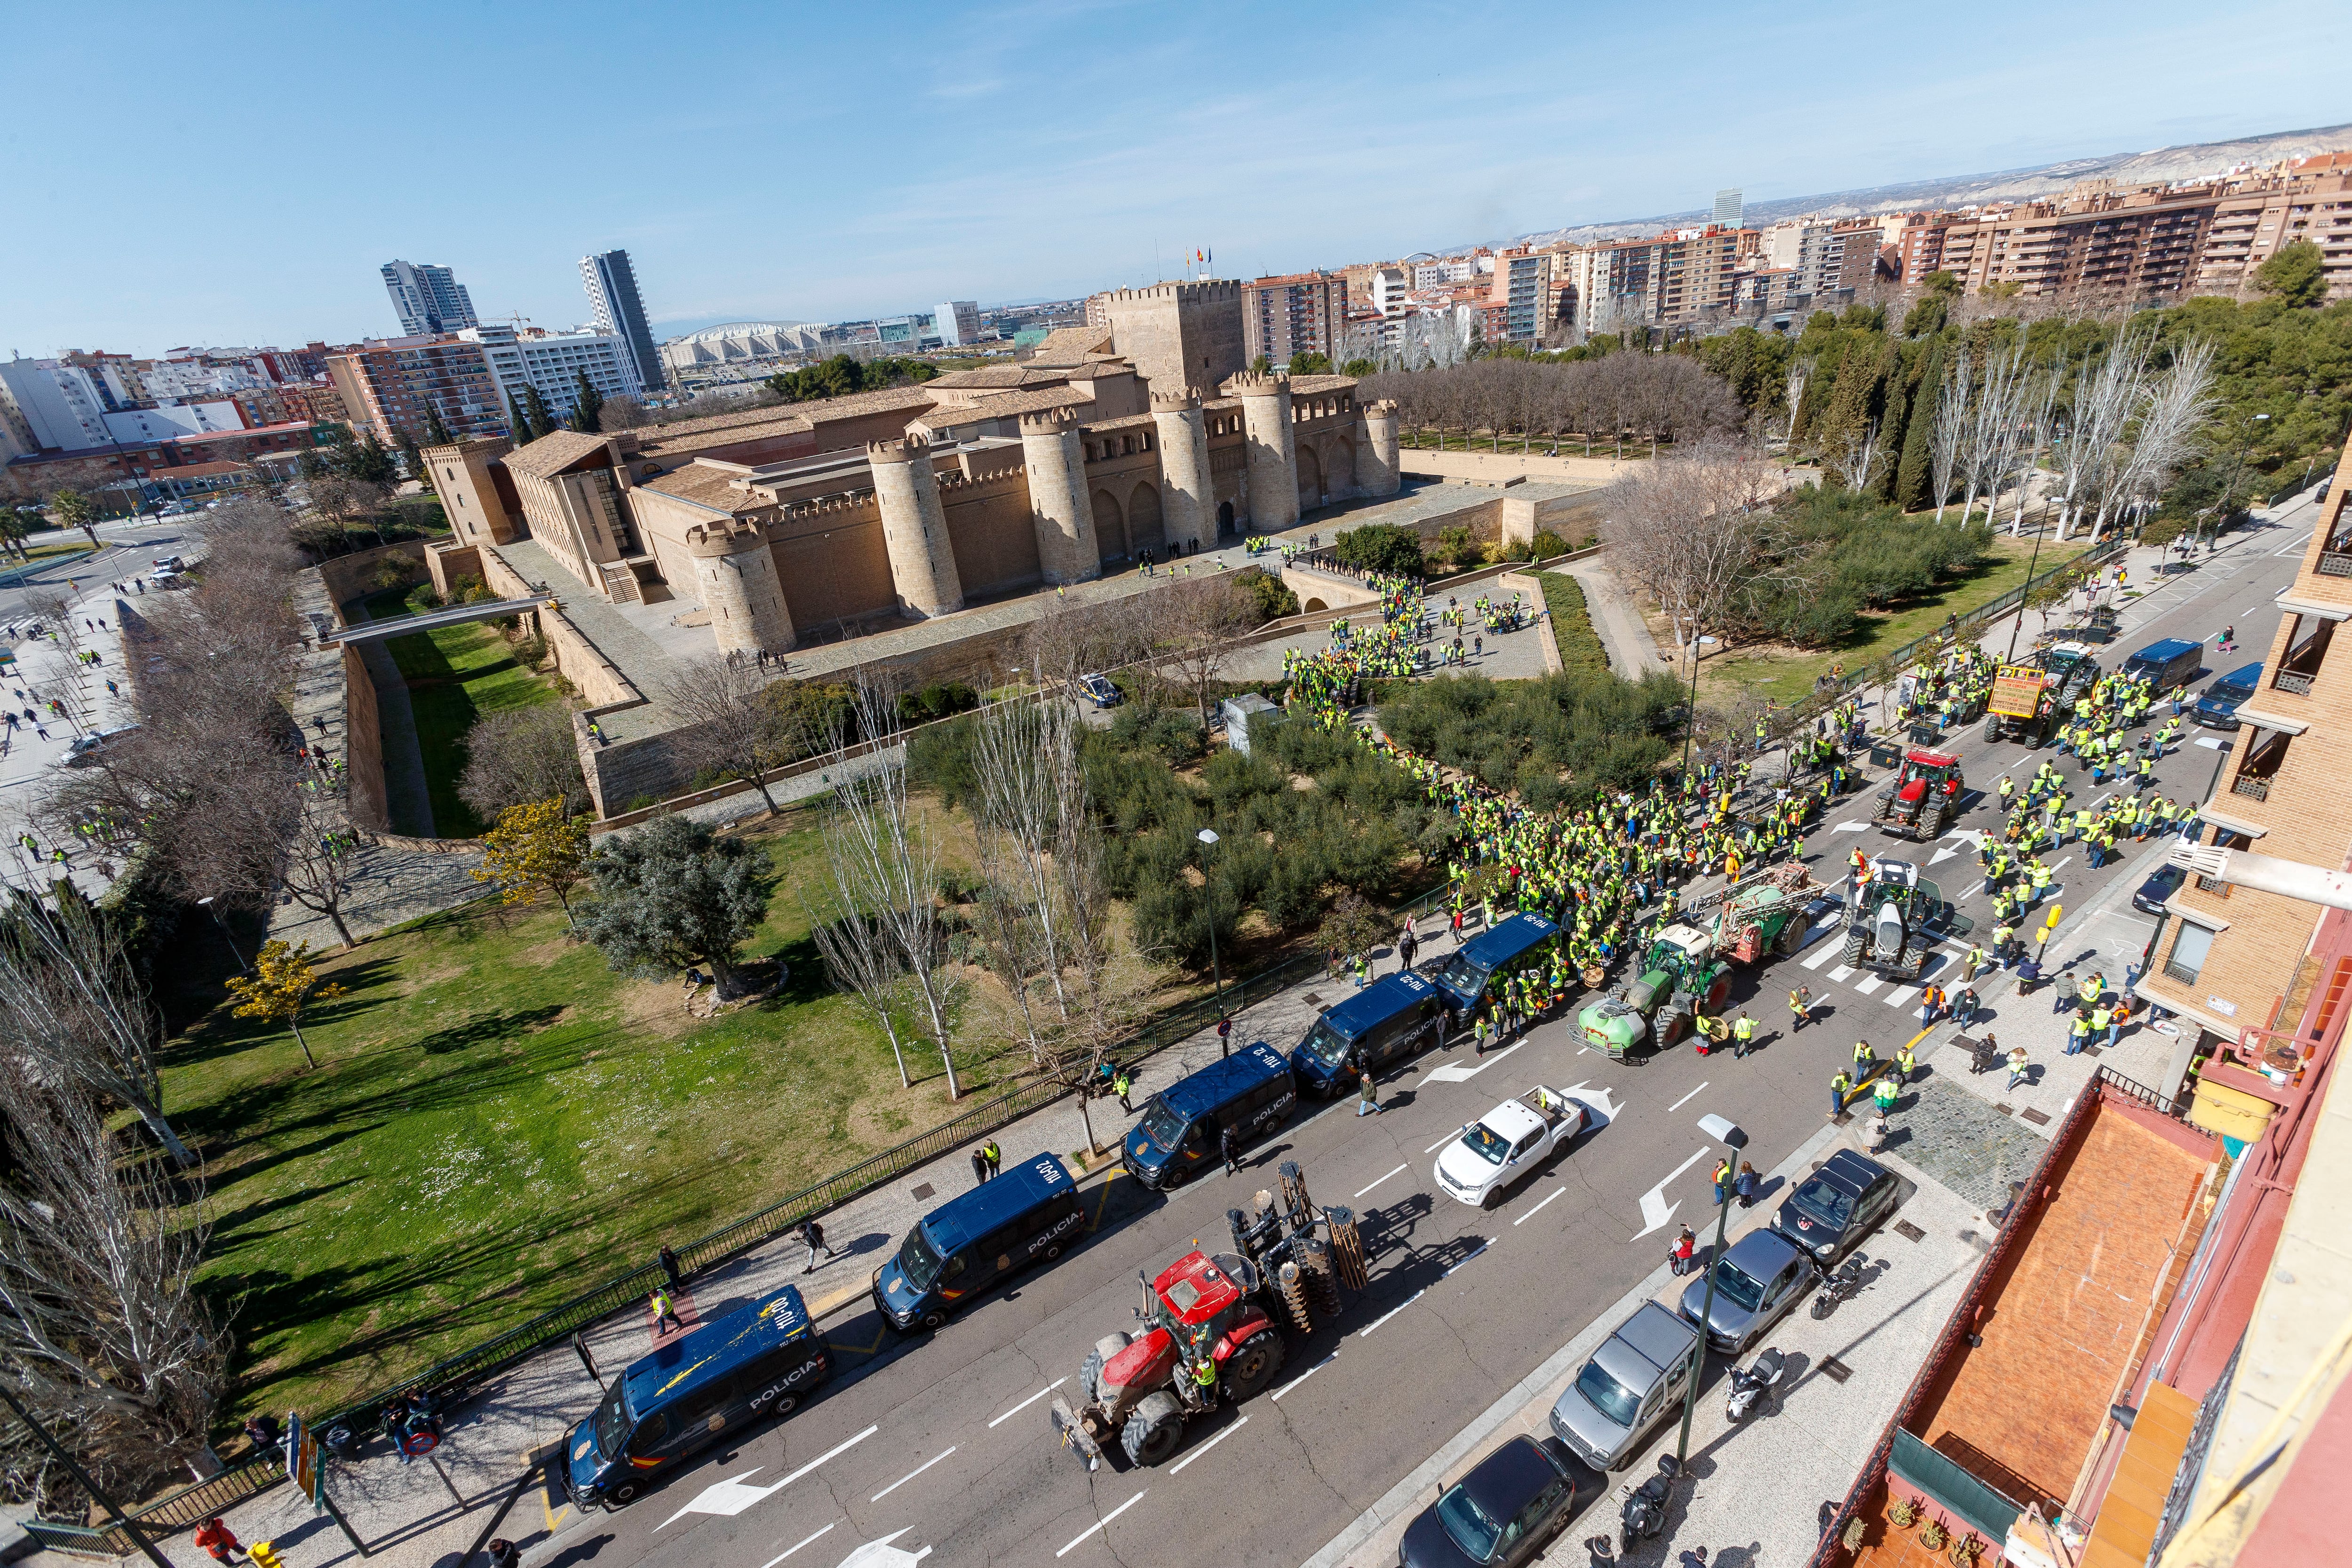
(2253, 240, 2326, 308)
(346, 430, 398, 484)
(508, 391, 537, 443)
(1894, 341, 1946, 513)
(395, 429, 426, 486)
(521, 385, 555, 441)
(1872, 341, 1917, 502)
(572, 373, 605, 434)
(423, 401, 453, 445)
(571, 814, 770, 983)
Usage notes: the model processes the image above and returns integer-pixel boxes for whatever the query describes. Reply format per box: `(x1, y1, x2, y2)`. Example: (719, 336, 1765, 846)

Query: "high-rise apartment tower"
(380, 260, 478, 336)
(579, 249, 665, 392)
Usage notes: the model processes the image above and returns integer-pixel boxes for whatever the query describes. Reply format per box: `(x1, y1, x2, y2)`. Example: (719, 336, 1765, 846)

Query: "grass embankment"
(1698, 531, 2090, 706)
(362, 585, 563, 837)
(175, 807, 1049, 1427)
(1535, 571, 1611, 677)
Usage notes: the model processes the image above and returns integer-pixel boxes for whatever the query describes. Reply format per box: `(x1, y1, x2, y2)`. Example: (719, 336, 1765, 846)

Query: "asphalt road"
(532, 509, 2314, 1568)
(0, 516, 199, 626)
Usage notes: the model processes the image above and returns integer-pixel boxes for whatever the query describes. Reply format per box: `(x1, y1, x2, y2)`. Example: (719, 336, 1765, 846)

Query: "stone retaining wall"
(341, 642, 389, 831)
(317, 539, 430, 619)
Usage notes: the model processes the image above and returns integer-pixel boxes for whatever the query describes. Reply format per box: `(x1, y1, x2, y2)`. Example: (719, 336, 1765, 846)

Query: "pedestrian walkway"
(1545, 557, 1662, 678)
(0, 575, 144, 896)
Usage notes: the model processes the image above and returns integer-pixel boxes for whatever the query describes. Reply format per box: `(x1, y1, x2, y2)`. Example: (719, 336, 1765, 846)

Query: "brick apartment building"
(2194, 152, 2352, 299)
(1563, 226, 1744, 334)
(2139, 468, 2352, 1068)
(1241, 271, 1347, 366)
(326, 334, 508, 444)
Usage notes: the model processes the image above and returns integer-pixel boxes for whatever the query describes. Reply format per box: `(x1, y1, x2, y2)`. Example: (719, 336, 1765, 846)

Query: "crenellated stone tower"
(684, 517, 795, 653)
(867, 437, 965, 618)
(1358, 398, 1403, 499)
(1232, 371, 1299, 531)
(1148, 388, 1217, 552)
(1018, 408, 1101, 583)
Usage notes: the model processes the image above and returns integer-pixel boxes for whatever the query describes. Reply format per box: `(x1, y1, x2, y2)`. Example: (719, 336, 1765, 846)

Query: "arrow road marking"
(987, 1378, 1066, 1428)
(658, 1425, 879, 1529)
(1559, 1080, 1622, 1121)
(1666, 1082, 1708, 1114)
(834, 1532, 930, 1568)
(1425, 1039, 1526, 1082)
(1056, 1490, 1147, 1558)
(1633, 1146, 1711, 1240)
(1355, 1163, 1407, 1199)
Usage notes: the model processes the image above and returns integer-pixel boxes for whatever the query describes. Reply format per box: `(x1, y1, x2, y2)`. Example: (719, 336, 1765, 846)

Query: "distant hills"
(1509, 121, 2352, 250)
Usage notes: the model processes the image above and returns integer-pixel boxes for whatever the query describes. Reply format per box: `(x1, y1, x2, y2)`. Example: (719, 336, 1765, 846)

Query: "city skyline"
(2, 0, 2345, 355)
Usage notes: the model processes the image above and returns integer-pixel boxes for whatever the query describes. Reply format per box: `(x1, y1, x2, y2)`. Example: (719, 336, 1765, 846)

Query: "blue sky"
(3, 0, 2345, 356)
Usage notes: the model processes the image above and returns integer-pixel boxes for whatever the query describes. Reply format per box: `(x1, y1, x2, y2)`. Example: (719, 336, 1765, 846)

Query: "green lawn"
(363, 585, 562, 837)
(174, 810, 1041, 1428)
(1535, 570, 1611, 677)
(1700, 533, 2090, 706)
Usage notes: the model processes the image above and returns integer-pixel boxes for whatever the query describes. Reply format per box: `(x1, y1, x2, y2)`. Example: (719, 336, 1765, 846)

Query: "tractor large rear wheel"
(1840, 926, 1867, 966)
(1121, 1392, 1186, 1467)
(1655, 1008, 1688, 1047)
(1221, 1332, 1285, 1401)
(1775, 916, 1805, 956)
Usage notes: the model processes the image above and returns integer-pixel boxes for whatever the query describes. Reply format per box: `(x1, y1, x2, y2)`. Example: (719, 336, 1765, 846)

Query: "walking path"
(0, 573, 148, 895)
(1547, 557, 1664, 679)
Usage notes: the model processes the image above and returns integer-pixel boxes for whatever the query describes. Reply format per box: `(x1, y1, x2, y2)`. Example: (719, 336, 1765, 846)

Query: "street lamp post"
(198, 895, 251, 974)
(2206, 414, 2270, 554)
(1197, 828, 1224, 1013)
(1677, 633, 1718, 781)
(1675, 1113, 1748, 1469)
(2004, 509, 2050, 663)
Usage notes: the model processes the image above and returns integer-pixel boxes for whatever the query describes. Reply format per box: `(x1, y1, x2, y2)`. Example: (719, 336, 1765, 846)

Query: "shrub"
(1528, 529, 1567, 560)
(1236, 565, 1298, 623)
(1330, 522, 1425, 578)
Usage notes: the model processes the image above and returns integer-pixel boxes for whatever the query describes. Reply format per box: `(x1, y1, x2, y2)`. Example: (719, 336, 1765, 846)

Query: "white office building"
(0, 358, 112, 451)
(935, 300, 982, 348)
(459, 325, 642, 428)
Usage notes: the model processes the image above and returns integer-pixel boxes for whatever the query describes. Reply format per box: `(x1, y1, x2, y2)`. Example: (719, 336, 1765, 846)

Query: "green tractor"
(1578, 924, 1733, 1061)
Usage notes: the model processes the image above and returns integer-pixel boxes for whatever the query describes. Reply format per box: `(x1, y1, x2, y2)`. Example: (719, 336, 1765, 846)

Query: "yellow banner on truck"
(1990, 665, 2050, 719)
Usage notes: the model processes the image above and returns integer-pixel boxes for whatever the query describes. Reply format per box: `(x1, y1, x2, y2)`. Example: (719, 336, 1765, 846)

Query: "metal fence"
(1873, 536, 2129, 685)
(23, 1450, 288, 1560)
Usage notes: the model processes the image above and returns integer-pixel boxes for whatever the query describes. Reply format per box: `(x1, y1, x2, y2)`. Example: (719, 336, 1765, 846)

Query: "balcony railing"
(2273, 671, 2316, 696)
(2231, 776, 2273, 802)
(2164, 958, 2204, 985)
(2318, 549, 2352, 579)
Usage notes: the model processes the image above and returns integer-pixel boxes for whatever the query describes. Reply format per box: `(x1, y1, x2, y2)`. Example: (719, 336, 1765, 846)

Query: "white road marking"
(1515, 1187, 1568, 1226)
(1884, 987, 1918, 1009)
(987, 1378, 1067, 1429)
(1355, 1163, 1408, 1199)
(1559, 1080, 1621, 1120)
(1055, 1489, 1148, 1558)
(1358, 1291, 1426, 1335)
(1271, 1350, 1340, 1398)
(1425, 1040, 1527, 1082)
(657, 1425, 879, 1529)
(762, 1523, 834, 1566)
(1666, 1082, 1708, 1113)
(1834, 821, 1871, 833)
(1633, 1146, 1711, 1239)
(1426, 1131, 1459, 1154)
(1168, 1417, 1248, 1474)
(1802, 945, 1836, 971)
(870, 1448, 956, 1502)
(1445, 1242, 1491, 1278)
(1828, 965, 1855, 981)
(1853, 975, 1884, 995)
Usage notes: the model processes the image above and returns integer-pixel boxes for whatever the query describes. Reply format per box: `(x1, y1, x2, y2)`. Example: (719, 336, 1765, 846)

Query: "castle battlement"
(1018, 406, 1081, 434)
(936, 465, 1027, 496)
(867, 435, 932, 464)
(1104, 279, 1240, 302)
(1149, 387, 1205, 412)
(1229, 370, 1290, 396)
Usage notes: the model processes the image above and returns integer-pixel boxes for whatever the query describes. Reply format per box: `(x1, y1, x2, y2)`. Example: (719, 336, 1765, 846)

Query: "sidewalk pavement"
(1544, 558, 1663, 681)
(0, 578, 145, 896)
(85, 921, 1467, 1568)
(1306, 1118, 1986, 1568)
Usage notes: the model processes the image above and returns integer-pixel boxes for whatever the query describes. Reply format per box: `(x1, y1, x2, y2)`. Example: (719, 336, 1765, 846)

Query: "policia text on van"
(1121, 1042, 1295, 1190)
(560, 1287, 829, 1510)
(872, 1154, 1084, 1331)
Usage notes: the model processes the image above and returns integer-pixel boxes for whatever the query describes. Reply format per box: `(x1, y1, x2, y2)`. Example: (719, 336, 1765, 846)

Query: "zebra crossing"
(1794, 925, 1968, 1013)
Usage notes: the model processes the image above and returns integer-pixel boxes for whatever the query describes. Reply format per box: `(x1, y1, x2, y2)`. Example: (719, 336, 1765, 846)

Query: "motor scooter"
(1811, 1253, 1868, 1321)
(1724, 1346, 1786, 1421)
(1618, 1454, 1681, 1552)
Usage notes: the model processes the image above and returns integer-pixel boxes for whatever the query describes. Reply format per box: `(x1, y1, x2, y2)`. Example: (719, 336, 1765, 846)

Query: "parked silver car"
(1548, 1302, 1700, 1472)
(1676, 1227, 1817, 1354)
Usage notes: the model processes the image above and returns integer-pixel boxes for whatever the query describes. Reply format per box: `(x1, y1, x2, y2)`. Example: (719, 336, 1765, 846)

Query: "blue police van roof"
(1155, 1041, 1290, 1121)
(1318, 971, 1435, 1040)
(1458, 912, 1560, 968)
(622, 1286, 810, 1415)
(2211, 661, 2262, 692)
(2131, 637, 2201, 664)
(918, 1152, 1073, 1256)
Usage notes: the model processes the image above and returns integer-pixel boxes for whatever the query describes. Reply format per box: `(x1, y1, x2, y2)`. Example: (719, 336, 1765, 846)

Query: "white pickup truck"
(1434, 1086, 1587, 1208)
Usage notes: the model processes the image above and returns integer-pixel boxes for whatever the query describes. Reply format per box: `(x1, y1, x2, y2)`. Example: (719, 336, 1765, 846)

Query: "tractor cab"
(1893, 749, 1963, 807)
(1146, 1250, 1258, 1347)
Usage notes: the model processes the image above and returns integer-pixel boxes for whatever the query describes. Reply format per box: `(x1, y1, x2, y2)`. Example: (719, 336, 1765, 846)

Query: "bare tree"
(663, 654, 810, 816)
(816, 675, 963, 1096)
(2090, 337, 2217, 541)
(1930, 344, 1971, 523)
(0, 1067, 221, 1498)
(0, 897, 191, 1165)
(597, 395, 650, 432)
(460, 704, 592, 821)
(1599, 445, 1789, 649)
(1829, 419, 1883, 492)
(1144, 576, 1257, 726)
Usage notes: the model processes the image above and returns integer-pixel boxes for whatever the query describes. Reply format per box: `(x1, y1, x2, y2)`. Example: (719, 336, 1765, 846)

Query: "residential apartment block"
(1241, 271, 1347, 367)
(2194, 153, 2352, 299)
(1479, 249, 1549, 347)
(2139, 468, 2352, 1073)
(380, 260, 479, 337)
(326, 334, 507, 443)
(458, 325, 642, 429)
(1562, 226, 1743, 334)
(580, 249, 665, 391)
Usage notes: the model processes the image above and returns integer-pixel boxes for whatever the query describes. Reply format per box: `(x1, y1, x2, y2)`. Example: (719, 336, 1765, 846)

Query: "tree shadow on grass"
(413, 1004, 568, 1055)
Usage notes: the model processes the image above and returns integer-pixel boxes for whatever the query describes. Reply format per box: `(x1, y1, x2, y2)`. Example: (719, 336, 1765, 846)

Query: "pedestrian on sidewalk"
(970, 1149, 989, 1185)
(658, 1244, 683, 1288)
(1399, 926, 1419, 971)
(1734, 1162, 1759, 1208)
(1222, 1122, 1245, 1175)
(487, 1541, 521, 1568)
(1897, 1040, 1917, 1082)
(799, 1217, 835, 1274)
(1955, 986, 1979, 1028)
(1873, 1075, 1899, 1116)
(1852, 1038, 1875, 1073)
(650, 1289, 683, 1335)
(2006, 1042, 2030, 1090)
(979, 1139, 1001, 1179)
(1712, 1158, 1732, 1206)
(1113, 1067, 1134, 1112)
(1867, 1111, 1891, 1154)
(1357, 1070, 1382, 1116)
(1830, 1070, 1851, 1115)
(1788, 986, 1812, 1033)
(1732, 1011, 1756, 1059)
(2051, 971, 2077, 1016)
(195, 1519, 245, 1564)
(1669, 1226, 1697, 1276)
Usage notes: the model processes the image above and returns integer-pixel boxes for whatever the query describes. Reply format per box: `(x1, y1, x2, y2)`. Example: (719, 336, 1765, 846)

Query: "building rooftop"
(1025, 326, 1113, 363)
(503, 429, 612, 481)
(924, 366, 1072, 391)
(913, 386, 1092, 427)
(631, 386, 939, 459)
(636, 461, 763, 514)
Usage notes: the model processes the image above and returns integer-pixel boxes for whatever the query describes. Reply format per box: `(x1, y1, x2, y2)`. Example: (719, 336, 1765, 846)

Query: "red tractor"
(1873, 748, 1965, 842)
(1051, 1162, 1366, 1470)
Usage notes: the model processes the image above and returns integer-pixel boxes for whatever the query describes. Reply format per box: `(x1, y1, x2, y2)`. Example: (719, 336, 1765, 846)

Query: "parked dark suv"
(1769, 1150, 1902, 1265)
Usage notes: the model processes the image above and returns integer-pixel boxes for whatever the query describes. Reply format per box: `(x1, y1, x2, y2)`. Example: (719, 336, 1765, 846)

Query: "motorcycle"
(1618, 1453, 1681, 1553)
(1811, 1253, 1868, 1321)
(1724, 1346, 1786, 1421)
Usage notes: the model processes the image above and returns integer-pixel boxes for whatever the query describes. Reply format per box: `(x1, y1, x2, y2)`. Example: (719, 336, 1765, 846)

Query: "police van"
(1427, 912, 1561, 1023)
(560, 1286, 828, 1510)
(1288, 971, 1445, 1097)
(871, 1153, 1084, 1332)
(1120, 1041, 1295, 1190)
